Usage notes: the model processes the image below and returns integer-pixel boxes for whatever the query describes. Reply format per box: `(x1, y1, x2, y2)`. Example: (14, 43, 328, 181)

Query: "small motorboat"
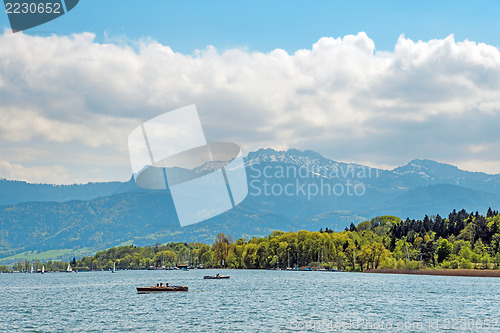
(203, 275, 230, 279)
(137, 284, 188, 293)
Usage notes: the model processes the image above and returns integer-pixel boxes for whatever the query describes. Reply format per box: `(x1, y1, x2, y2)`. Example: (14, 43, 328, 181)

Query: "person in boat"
(166, 283, 169, 287)
(216, 273, 220, 277)
(156, 283, 159, 287)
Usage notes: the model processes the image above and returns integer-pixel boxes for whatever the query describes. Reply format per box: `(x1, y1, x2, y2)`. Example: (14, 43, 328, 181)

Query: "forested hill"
(386, 208, 500, 264)
(0, 177, 138, 206)
(14, 208, 498, 273)
(3, 148, 500, 263)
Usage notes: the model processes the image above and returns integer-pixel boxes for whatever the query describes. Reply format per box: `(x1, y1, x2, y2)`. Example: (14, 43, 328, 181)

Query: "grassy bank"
(364, 268, 500, 278)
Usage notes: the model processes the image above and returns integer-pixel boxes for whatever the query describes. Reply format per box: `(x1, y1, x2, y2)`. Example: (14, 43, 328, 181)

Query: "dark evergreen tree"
(421, 241, 436, 266)
(434, 214, 446, 238)
(474, 216, 491, 243)
(423, 215, 432, 232)
(389, 233, 396, 251)
(454, 216, 465, 236)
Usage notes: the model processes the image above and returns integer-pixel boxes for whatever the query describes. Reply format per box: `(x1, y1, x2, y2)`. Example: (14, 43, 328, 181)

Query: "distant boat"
(112, 261, 116, 273)
(204, 274, 230, 279)
(30, 264, 34, 274)
(41, 265, 44, 274)
(67, 263, 72, 273)
(137, 284, 188, 293)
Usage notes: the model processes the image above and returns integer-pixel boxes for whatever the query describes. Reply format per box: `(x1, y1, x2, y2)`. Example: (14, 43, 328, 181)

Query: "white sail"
(67, 263, 72, 272)
(30, 264, 34, 273)
(112, 261, 116, 273)
(41, 265, 44, 274)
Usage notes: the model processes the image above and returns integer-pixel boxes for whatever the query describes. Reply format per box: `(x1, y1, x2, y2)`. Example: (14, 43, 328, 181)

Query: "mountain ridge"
(2, 149, 499, 200)
(2, 147, 500, 262)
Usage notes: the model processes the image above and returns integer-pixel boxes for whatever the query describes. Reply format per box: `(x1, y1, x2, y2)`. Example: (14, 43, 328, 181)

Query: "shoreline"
(364, 268, 500, 278)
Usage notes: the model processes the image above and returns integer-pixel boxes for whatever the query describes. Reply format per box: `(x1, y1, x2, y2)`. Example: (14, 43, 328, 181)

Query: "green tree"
(242, 243, 258, 269)
(201, 250, 214, 267)
(213, 233, 233, 267)
(436, 239, 453, 264)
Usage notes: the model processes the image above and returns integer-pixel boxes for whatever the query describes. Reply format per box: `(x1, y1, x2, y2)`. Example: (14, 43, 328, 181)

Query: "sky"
(2, 0, 500, 184)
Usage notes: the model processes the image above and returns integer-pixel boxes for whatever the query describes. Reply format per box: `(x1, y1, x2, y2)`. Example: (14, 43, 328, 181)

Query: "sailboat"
(286, 249, 292, 270)
(296, 251, 300, 270)
(30, 263, 34, 274)
(41, 265, 44, 274)
(112, 261, 116, 273)
(318, 248, 326, 271)
(66, 263, 72, 273)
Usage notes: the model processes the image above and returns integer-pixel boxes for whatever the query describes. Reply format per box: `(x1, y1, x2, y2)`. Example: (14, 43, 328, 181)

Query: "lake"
(1, 269, 499, 332)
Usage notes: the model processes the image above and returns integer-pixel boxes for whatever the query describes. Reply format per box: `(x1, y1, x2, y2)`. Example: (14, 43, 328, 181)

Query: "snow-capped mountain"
(2, 147, 500, 260)
(246, 149, 500, 195)
(391, 158, 500, 194)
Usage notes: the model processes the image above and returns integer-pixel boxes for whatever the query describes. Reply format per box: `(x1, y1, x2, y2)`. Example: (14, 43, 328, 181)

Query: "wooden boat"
(136, 285, 188, 293)
(203, 275, 230, 279)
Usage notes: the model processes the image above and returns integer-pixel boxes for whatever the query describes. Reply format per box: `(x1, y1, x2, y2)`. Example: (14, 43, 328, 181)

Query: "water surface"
(1, 270, 499, 332)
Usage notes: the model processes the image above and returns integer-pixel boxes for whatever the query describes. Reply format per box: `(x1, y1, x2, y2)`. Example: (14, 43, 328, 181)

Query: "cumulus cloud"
(0, 160, 69, 184)
(1, 31, 500, 182)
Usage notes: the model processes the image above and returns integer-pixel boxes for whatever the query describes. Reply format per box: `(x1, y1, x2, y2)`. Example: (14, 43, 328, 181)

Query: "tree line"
(8, 208, 500, 272)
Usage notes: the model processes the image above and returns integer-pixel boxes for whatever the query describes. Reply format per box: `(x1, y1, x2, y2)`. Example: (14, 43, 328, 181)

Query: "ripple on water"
(1, 270, 500, 332)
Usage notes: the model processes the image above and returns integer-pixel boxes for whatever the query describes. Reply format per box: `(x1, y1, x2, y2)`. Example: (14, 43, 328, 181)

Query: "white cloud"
(1, 31, 500, 182)
(0, 160, 69, 184)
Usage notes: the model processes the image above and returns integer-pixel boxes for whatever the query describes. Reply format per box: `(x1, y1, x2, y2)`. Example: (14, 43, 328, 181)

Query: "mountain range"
(1, 148, 499, 262)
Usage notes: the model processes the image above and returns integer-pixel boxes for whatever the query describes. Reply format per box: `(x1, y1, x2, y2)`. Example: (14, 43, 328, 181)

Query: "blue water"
(0, 270, 499, 332)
